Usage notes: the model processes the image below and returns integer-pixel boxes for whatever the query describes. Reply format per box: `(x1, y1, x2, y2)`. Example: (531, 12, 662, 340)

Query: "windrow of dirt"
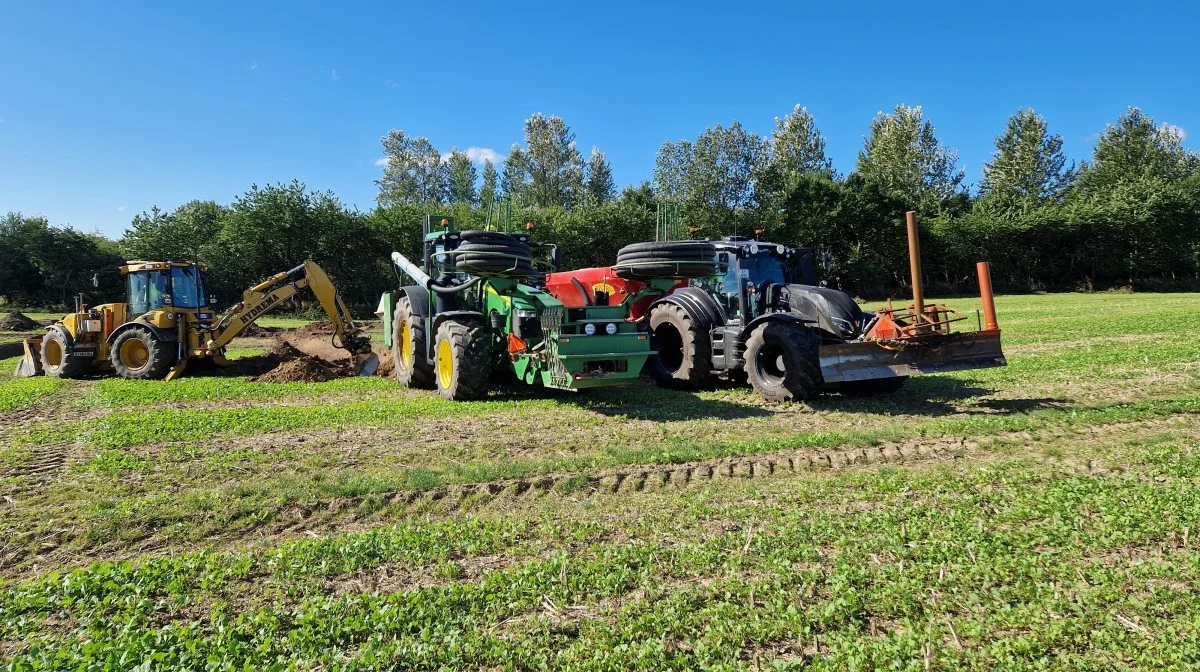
(0, 312, 40, 331)
(230, 320, 393, 383)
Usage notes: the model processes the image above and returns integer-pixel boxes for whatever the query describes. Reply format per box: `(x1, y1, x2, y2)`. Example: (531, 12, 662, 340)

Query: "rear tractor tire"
(110, 326, 174, 380)
(646, 302, 714, 389)
(433, 319, 491, 401)
(743, 322, 823, 402)
(40, 329, 88, 379)
(392, 295, 435, 389)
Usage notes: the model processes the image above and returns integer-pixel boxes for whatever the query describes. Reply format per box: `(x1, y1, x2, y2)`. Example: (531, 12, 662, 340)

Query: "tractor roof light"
(605, 322, 618, 335)
(584, 323, 597, 336)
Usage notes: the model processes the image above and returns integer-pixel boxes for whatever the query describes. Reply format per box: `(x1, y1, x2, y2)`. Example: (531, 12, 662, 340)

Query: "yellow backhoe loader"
(14, 260, 378, 380)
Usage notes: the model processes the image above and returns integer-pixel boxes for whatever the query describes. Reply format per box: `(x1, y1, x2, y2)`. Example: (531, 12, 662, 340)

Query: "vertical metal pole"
(976, 261, 999, 331)
(905, 211, 925, 324)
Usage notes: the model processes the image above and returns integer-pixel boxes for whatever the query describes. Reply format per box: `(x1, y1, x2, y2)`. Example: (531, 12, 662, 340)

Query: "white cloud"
(374, 156, 390, 167)
(463, 147, 501, 164)
(384, 80, 401, 89)
(331, 68, 340, 81)
(117, 205, 127, 212)
(1162, 123, 1187, 141)
(250, 61, 258, 70)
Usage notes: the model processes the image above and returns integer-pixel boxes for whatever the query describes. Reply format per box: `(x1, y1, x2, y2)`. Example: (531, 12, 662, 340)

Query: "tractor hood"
(782, 284, 867, 341)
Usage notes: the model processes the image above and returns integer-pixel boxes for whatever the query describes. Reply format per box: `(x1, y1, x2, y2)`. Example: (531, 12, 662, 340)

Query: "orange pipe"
(976, 261, 999, 331)
(905, 211, 926, 325)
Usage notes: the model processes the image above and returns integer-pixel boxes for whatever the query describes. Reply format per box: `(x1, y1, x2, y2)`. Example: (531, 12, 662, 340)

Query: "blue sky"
(2, 1, 1196, 239)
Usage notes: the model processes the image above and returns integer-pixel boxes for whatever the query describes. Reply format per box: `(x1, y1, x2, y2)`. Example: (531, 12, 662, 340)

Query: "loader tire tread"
(110, 326, 174, 380)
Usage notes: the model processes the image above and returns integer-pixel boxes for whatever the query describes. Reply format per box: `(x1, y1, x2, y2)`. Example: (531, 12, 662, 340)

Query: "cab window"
(127, 271, 169, 315)
(170, 266, 202, 309)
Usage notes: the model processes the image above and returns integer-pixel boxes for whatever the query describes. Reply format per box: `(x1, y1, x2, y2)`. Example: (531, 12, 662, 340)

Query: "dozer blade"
(820, 330, 1006, 384)
(12, 339, 44, 378)
(356, 352, 380, 377)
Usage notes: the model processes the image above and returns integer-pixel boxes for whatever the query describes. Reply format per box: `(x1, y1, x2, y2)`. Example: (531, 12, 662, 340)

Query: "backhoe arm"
(208, 261, 378, 374)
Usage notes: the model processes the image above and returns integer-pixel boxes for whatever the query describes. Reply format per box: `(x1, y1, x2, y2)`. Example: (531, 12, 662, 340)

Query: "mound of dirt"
(253, 356, 338, 383)
(0, 312, 40, 331)
(374, 350, 395, 378)
(240, 323, 280, 338)
(297, 321, 337, 336)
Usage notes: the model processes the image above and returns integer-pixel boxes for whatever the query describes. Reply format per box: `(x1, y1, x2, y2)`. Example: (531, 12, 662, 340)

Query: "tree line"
(2, 105, 1198, 312)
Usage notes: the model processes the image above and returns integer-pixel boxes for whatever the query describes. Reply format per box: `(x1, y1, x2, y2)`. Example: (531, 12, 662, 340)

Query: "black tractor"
(614, 236, 872, 401)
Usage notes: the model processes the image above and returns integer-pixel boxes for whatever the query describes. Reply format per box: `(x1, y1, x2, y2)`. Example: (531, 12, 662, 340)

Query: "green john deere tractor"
(379, 216, 654, 400)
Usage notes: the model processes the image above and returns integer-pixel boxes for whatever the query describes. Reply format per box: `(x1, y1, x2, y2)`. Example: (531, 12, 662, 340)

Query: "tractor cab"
(692, 237, 817, 323)
(120, 261, 211, 316)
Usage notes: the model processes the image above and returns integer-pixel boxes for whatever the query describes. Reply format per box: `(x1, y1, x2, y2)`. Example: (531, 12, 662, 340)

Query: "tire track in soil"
(274, 414, 1197, 534)
(0, 386, 94, 482)
(273, 434, 976, 534)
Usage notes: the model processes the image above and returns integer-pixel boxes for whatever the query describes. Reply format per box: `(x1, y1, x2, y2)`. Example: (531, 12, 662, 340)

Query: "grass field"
(2, 292, 1199, 669)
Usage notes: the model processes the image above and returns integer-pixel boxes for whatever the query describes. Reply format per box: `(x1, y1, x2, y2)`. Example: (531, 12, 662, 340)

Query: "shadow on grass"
(487, 378, 774, 421)
(817, 375, 1069, 417)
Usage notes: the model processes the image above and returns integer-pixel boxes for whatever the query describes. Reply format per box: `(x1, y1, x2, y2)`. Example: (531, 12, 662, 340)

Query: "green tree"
(979, 109, 1073, 212)
(653, 122, 769, 234)
(771, 104, 833, 181)
(445, 149, 478, 205)
(375, 130, 445, 206)
(515, 114, 585, 208)
(585, 147, 615, 205)
(501, 145, 527, 203)
(856, 104, 964, 213)
(479, 159, 498, 208)
(1078, 107, 1199, 191)
(121, 200, 227, 261)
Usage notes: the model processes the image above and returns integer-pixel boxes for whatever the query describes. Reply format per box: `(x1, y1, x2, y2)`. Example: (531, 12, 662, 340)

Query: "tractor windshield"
(127, 271, 169, 315)
(170, 266, 203, 309)
(740, 250, 788, 286)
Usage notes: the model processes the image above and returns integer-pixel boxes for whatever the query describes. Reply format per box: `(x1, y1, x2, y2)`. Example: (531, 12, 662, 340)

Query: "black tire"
(646, 302, 714, 388)
(455, 231, 536, 277)
(40, 329, 88, 379)
(835, 376, 908, 397)
(743, 322, 823, 402)
(392, 295, 434, 389)
(433, 319, 491, 401)
(110, 326, 174, 380)
(614, 241, 718, 279)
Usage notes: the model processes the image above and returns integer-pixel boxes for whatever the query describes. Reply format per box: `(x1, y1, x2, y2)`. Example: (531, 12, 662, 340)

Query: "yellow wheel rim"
(121, 338, 150, 370)
(399, 321, 413, 368)
(44, 340, 63, 367)
(436, 338, 454, 389)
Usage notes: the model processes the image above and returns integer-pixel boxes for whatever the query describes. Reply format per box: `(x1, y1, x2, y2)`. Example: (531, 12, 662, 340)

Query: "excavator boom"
(209, 261, 378, 375)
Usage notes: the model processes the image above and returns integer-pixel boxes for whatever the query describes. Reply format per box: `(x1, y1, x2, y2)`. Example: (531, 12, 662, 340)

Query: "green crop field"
(2, 292, 1199, 670)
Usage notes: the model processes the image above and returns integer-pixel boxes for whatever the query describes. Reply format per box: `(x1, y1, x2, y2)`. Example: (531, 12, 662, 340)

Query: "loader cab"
(121, 261, 209, 316)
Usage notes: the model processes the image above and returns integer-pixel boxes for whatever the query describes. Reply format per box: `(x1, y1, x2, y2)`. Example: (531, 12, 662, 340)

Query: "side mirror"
(92, 273, 99, 288)
(550, 247, 563, 269)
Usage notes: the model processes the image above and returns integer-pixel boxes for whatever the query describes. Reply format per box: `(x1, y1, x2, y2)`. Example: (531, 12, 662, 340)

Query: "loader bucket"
(12, 338, 44, 378)
(356, 352, 380, 377)
(819, 330, 1006, 384)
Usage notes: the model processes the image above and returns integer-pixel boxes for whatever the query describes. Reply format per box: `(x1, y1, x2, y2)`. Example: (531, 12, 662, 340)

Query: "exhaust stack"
(905, 210, 927, 327)
(976, 261, 999, 331)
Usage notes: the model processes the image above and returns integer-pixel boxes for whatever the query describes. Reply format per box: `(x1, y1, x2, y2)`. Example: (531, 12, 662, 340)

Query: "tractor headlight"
(584, 323, 597, 336)
(605, 322, 618, 335)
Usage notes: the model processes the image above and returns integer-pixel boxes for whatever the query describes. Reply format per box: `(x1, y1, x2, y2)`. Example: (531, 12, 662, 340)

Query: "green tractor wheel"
(110, 326, 174, 380)
(433, 319, 491, 401)
(392, 295, 434, 388)
(743, 322, 823, 402)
